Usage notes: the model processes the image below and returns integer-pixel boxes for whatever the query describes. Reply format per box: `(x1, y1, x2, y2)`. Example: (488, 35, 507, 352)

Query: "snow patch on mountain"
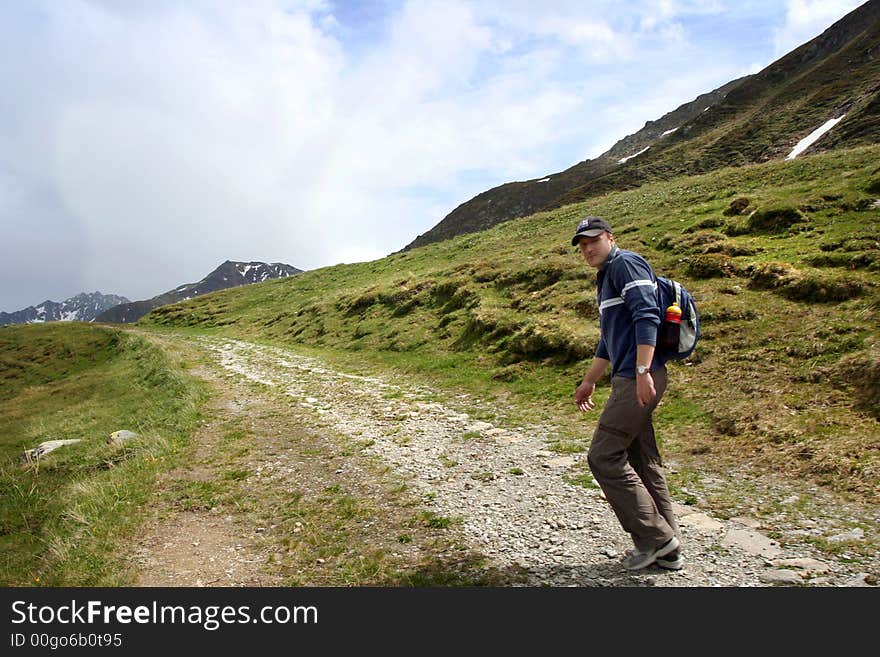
(786, 116, 846, 160)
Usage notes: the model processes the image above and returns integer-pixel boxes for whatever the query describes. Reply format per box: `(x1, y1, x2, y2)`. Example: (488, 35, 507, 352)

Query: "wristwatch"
(636, 365, 650, 376)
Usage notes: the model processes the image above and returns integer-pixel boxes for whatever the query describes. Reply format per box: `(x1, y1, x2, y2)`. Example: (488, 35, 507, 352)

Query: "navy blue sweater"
(594, 246, 666, 378)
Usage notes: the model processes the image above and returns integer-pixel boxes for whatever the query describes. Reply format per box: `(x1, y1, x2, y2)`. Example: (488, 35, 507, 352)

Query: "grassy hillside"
(0, 324, 204, 585)
(143, 145, 880, 506)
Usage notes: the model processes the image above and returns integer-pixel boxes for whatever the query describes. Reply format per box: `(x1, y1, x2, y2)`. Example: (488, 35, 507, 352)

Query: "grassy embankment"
(0, 324, 204, 585)
(142, 145, 880, 529)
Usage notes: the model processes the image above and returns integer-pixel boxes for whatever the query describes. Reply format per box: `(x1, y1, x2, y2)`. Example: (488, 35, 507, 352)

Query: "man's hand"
(575, 380, 596, 412)
(636, 372, 656, 407)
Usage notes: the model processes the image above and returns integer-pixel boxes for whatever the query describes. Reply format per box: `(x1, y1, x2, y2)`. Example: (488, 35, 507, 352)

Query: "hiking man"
(572, 216, 682, 571)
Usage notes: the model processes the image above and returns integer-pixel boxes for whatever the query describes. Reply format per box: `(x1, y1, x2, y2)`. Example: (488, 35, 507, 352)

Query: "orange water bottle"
(661, 303, 682, 351)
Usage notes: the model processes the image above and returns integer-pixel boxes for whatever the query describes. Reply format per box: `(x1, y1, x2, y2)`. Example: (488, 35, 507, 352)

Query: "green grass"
(419, 511, 455, 529)
(0, 323, 205, 585)
(563, 471, 599, 489)
(139, 145, 880, 503)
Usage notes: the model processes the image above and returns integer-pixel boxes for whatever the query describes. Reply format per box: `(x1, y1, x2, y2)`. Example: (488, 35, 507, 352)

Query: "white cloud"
(0, 0, 865, 311)
(773, 0, 864, 57)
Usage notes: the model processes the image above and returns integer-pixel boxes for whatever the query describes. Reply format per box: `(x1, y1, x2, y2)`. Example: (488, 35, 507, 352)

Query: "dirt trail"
(130, 356, 286, 586)
(130, 333, 877, 587)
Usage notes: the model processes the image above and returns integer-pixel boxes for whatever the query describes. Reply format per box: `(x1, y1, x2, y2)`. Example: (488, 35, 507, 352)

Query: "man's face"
(577, 232, 614, 269)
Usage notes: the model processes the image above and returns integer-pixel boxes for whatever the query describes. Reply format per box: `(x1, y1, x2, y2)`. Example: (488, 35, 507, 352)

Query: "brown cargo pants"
(587, 368, 680, 552)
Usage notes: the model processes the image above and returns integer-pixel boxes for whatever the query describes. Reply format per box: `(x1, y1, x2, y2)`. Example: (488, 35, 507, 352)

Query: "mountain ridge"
(403, 0, 880, 250)
(95, 260, 303, 324)
(402, 78, 746, 251)
(0, 292, 130, 326)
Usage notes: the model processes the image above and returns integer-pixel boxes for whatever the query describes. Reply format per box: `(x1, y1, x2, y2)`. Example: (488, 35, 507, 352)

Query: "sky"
(0, 0, 867, 312)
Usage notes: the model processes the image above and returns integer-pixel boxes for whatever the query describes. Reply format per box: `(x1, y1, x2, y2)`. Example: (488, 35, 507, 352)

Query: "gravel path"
(199, 336, 875, 587)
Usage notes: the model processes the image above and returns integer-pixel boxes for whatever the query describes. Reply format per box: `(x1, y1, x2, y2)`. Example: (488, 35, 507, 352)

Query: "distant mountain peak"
(0, 292, 130, 326)
(94, 260, 303, 324)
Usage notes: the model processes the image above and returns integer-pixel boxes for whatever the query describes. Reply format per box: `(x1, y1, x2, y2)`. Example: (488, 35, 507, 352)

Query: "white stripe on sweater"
(599, 297, 625, 314)
(622, 279, 657, 295)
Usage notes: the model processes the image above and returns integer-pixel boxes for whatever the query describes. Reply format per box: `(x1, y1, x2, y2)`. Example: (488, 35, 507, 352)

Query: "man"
(572, 215, 682, 571)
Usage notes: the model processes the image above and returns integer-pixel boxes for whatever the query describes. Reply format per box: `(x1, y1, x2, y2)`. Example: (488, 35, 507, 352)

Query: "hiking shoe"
(656, 548, 684, 571)
(621, 536, 680, 571)
(623, 546, 685, 571)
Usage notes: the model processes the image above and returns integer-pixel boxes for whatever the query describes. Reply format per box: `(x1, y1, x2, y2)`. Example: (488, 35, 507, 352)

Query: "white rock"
(107, 430, 139, 447)
(21, 439, 82, 462)
(722, 527, 782, 558)
(544, 456, 575, 468)
(843, 573, 876, 587)
(760, 569, 801, 585)
(730, 516, 762, 529)
(679, 512, 724, 532)
(774, 558, 831, 574)
(827, 528, 864, 543)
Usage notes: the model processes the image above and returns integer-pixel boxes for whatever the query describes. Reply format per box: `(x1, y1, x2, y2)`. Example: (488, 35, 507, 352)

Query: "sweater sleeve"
(596, 335, 610, 360)
(611, 254, 661, 346)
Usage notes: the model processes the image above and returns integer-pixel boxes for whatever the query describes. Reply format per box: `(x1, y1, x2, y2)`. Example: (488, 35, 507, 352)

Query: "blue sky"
(0, 0, 866, 311)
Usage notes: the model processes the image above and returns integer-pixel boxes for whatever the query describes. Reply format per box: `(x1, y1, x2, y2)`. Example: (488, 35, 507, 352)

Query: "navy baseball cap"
(571, 216, 612, 245)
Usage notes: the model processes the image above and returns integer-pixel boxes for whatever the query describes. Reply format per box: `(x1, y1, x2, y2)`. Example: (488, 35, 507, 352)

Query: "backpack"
(656, 276, 700, 360)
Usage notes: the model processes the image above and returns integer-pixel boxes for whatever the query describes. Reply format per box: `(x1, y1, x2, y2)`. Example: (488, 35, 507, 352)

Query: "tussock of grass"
(685, 253, 737, 278)
(827, 354, 880, 420)
(723, 197, 752, 216)
(747, 206, 805, 233)
(780, 272, 867, 302)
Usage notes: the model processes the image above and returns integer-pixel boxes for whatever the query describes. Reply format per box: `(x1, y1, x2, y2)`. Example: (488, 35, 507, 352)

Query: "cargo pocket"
(588, 422, 632, 477)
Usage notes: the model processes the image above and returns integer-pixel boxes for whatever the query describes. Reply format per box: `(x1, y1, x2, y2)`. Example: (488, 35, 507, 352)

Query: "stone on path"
(722, 526, 783, 558)
(543, 456, 576, 469)
(827, 528, 864, 543)
(760, 569, 802, 585)
(774, 557, 831, 575)
(679, 512, 725, 532)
